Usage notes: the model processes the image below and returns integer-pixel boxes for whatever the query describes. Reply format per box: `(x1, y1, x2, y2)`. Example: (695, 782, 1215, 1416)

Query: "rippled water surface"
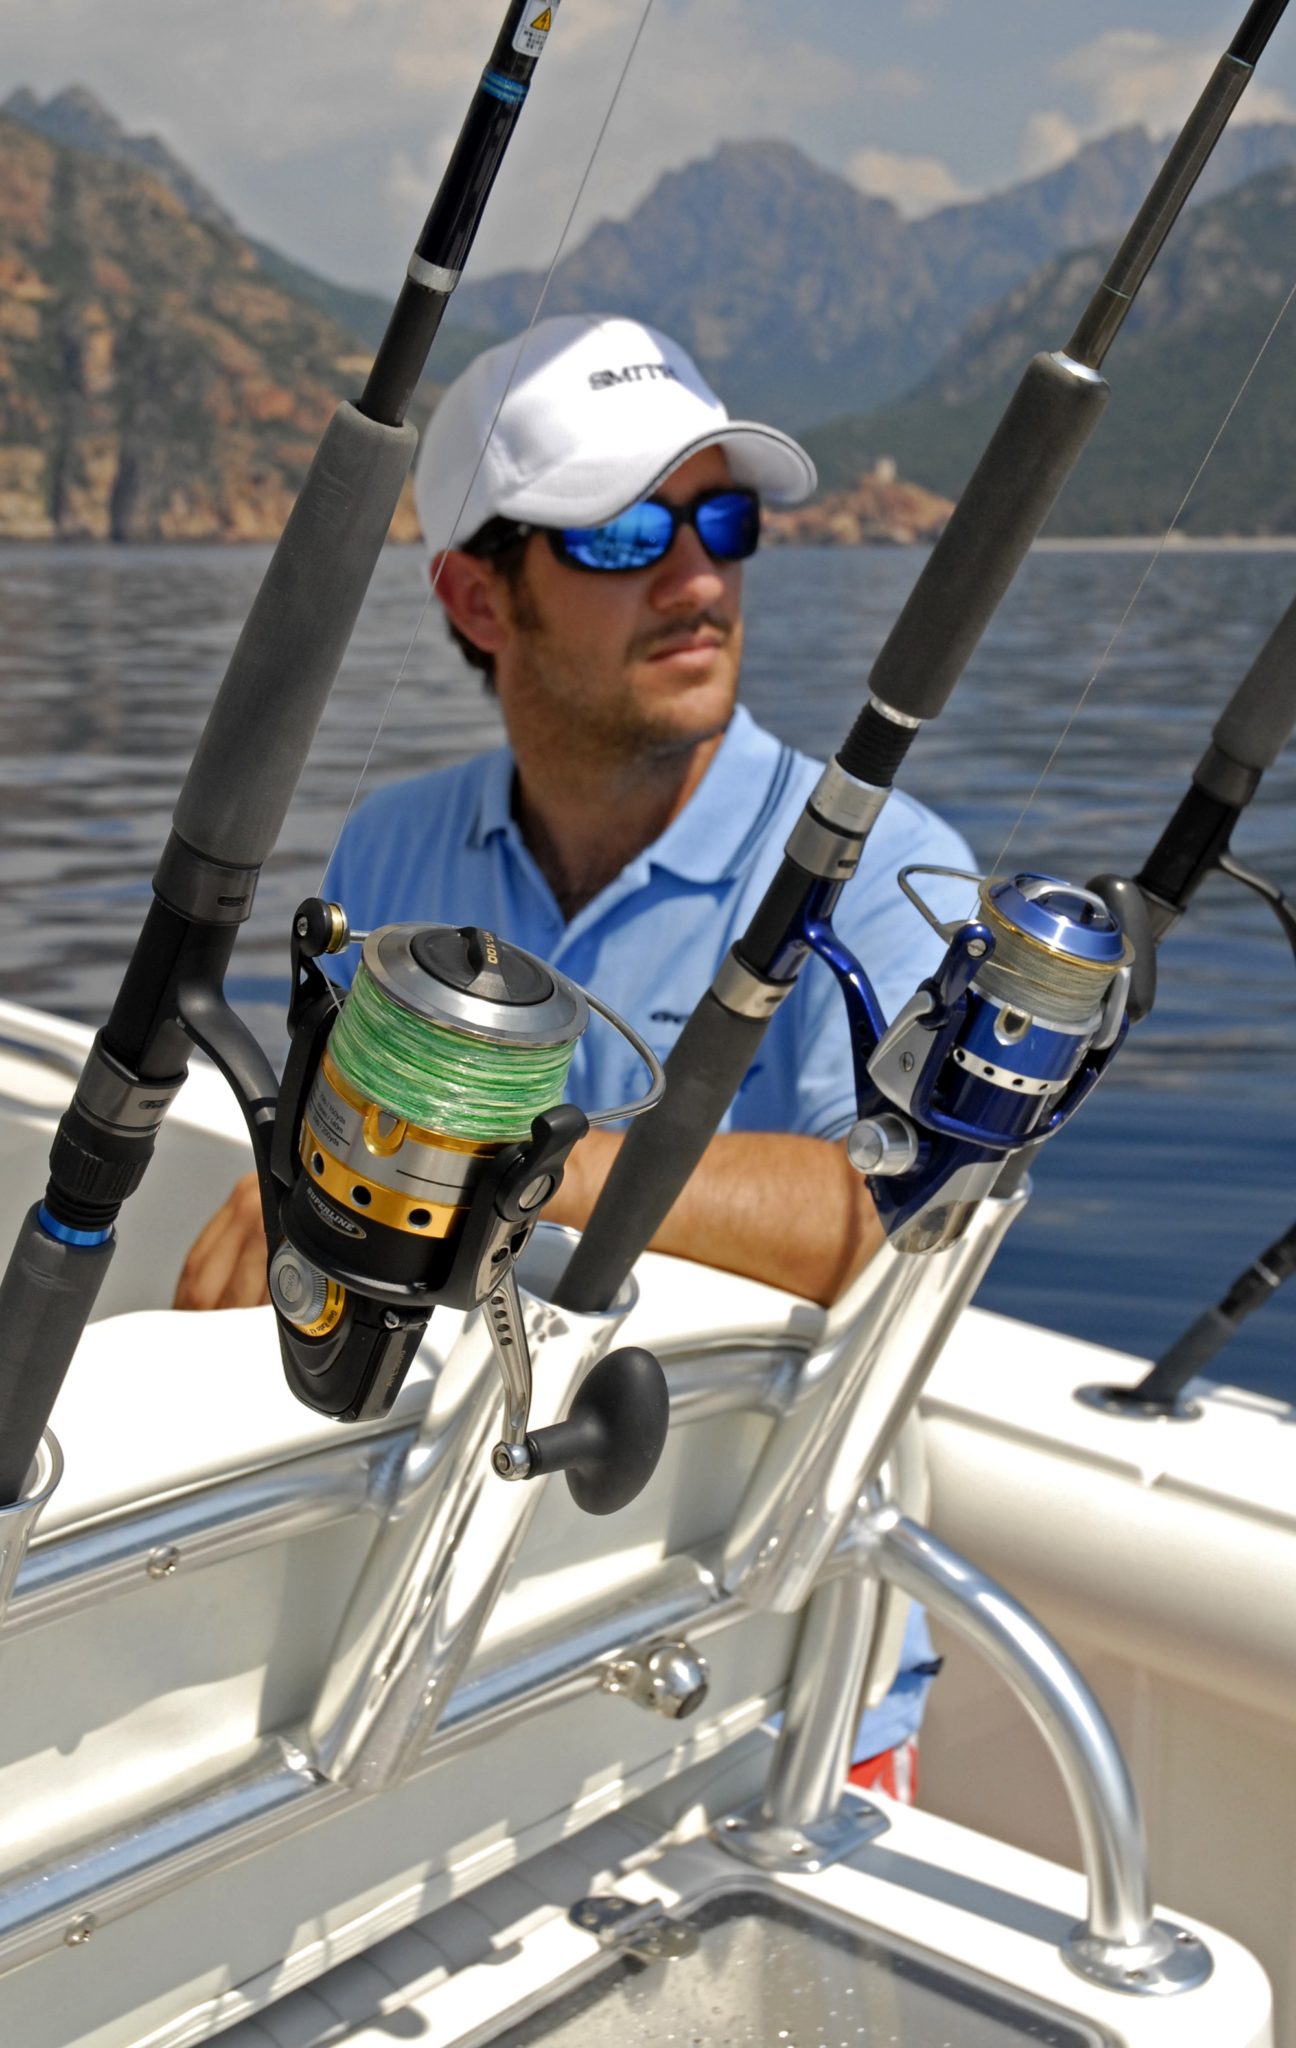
(1, 540, 1293, 1395)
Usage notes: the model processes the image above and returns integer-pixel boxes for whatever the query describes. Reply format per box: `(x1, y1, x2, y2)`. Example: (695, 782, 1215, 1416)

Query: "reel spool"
(276, 921, 587, 1319)
(267, 901, 668, 1516)
(846, 868, 1133, 1254)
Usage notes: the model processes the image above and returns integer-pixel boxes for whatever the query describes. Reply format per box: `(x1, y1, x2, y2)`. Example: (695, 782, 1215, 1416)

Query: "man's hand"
(173, 1171, 271, 1311)
(544, 1127, 882, 1306)
(175, 1129, 882, 1314)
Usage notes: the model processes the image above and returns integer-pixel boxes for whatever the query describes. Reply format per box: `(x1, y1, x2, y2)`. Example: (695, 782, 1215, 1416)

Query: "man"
(176, 312, 973, 1793)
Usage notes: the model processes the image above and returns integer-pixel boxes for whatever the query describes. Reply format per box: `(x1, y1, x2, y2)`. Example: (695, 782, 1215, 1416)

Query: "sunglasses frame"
(538, 486, 762, 574)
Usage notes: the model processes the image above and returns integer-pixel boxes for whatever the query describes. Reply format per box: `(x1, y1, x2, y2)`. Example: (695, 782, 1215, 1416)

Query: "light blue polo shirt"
(323, 706, 973, 1761)
(323, 706, 974, 1136)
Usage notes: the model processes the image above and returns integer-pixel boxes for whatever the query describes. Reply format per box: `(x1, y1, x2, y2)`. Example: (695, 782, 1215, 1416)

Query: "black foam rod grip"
(172, 402, 417, 871)
(0, 1208, 114, 1506)
(556, 992, 769, 1316)
(856, 352, 1110, 731)
(1207, 587, 1296, 779)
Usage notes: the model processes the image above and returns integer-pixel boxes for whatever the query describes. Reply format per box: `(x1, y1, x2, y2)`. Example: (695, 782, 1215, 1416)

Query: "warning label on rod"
(513, 1, 559, 57)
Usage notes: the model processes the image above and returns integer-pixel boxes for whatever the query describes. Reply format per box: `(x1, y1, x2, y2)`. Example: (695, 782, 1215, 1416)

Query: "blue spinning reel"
(809, 867, 1134, 1254)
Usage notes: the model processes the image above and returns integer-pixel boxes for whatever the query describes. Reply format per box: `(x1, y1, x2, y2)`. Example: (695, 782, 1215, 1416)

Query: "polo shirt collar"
(466, 706, 786, 885)
(637, 706, 785, 882)
(466, 743, 520, 852)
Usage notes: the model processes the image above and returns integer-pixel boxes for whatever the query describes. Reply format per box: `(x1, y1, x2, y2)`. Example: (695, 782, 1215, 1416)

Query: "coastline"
(5, 532, 1296, 552)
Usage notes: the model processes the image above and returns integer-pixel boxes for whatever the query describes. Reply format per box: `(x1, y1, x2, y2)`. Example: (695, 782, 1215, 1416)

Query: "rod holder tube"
(857, 1507, 1212, 1993)
(171, 403, 417, 871)
(859, 353, 1109, 731)
(0, 1430, 61, 1628)
(761, 1573, 881, 1833)
(0, 1211, 112, 1506)
(723, 1188, 1024, 1614)
(307, 1226, 638, 1790)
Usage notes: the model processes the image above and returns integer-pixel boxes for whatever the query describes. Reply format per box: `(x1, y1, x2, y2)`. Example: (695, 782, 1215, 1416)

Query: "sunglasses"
(541, 487, 762, 573)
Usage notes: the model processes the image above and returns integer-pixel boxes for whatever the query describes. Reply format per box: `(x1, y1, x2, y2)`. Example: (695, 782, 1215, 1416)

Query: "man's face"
(493, 446, 746, 763)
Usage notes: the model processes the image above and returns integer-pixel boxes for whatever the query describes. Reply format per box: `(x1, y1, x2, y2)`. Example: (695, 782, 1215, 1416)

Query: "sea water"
(0, 540, 1292, 1398)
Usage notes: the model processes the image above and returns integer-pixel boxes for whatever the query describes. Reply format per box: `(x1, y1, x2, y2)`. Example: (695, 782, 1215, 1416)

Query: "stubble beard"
(507, 580, 741, 773)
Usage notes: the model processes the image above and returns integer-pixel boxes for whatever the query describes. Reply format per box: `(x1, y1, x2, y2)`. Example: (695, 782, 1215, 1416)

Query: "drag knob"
(525, 1346, 669, 1516)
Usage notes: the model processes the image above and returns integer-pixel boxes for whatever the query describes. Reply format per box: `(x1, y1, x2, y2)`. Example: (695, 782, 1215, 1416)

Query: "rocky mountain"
(802, 165, 1296, 537)
(2, 86, 235, 231)
(0, 112, 422, 541)
(448, 122, 1296, 429)
(5, 79, 1296, 541)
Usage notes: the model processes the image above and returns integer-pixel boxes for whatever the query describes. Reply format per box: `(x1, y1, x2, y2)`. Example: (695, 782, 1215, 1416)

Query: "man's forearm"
(546, 1129, 883, 1306)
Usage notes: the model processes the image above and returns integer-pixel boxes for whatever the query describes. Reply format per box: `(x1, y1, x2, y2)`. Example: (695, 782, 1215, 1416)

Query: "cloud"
(1054, 28, 1295, 137)
(1019, 110, 1082, 179)
(848, 147, 968, 216)
(0, 0, 930, 288)
(380, 0, 895, 276)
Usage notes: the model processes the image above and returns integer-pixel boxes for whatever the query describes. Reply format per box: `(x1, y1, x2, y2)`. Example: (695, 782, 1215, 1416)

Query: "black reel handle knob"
(525, 1346, 669, 1516)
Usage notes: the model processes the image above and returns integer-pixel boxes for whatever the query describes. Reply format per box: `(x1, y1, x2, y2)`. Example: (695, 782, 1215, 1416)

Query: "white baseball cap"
(413, 312, 817, 554)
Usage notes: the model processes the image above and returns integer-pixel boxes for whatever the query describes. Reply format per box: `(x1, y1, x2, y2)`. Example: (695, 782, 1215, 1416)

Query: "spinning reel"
(263, 899, 669, 1515)
(813, 867, 1134, 1254)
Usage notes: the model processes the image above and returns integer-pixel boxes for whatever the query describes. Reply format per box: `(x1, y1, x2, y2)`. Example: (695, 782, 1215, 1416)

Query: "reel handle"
(518, 1347, 669, 1517)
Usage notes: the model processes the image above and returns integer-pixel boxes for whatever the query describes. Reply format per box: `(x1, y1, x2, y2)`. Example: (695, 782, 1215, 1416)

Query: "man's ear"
(431, 549, 512, 656)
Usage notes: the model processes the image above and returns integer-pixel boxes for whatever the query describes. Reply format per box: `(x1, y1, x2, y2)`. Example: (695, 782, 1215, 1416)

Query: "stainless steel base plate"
(1062, 1916, 1214, 1995)
(711, 1794, 889, 1874)
(1074, 1384, 1203, 1423)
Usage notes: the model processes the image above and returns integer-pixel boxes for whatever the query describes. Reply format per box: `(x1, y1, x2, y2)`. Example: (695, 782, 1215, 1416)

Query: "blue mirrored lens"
(561, 501, 676, 570)
(695, 491, 760, 561)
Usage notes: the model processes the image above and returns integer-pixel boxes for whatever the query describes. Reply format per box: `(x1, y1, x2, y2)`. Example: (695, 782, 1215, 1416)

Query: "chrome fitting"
(600, 1638, 709, 1719)
(714, 1795, 887, 1875)
(76, 1036, 184, 1136)
(807, 758, 892, 836)
(712, 952, 793, 1021)
(846, 1113, 920, 1178)
(269, 1244, 328, 1325)
(490, 1440, 533, 1481)
(407, 254, 461, 293)
(0, 1431, 62, 1626)
(569, 1895, 698, 1962)
(1046, 348, 1109, 388)
(867, 693, 922, 730)
(784, 809, 864, 881)
(1062, 1918, 1213, 1997)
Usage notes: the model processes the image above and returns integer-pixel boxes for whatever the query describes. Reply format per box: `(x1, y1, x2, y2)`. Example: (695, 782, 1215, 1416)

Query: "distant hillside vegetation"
(802, 165, 1296, 538)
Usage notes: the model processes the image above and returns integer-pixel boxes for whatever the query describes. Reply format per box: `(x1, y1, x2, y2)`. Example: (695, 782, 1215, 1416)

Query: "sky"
(6, 1, 1296, 290)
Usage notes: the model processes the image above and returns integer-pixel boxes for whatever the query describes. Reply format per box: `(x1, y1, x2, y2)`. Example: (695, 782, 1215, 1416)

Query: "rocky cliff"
(0, 113, 424, 542)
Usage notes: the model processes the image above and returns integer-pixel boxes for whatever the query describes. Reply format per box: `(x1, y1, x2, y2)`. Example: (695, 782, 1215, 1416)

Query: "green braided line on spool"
(330, 963, 576, 1141)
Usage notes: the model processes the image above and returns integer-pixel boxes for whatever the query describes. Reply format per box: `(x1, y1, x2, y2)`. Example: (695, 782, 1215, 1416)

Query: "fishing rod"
(1110, 1219, 1296, 1417)
(557, 0, 1292, 1313)
(1076, 590, 1296, 1416)
(0, 0, 671, 1520)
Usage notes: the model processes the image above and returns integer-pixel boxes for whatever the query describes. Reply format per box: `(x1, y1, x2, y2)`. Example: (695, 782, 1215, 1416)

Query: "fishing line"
(329, 963, 576, 1140)
(317, 0, 659, 894)
(987, 267, 1296, 886)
